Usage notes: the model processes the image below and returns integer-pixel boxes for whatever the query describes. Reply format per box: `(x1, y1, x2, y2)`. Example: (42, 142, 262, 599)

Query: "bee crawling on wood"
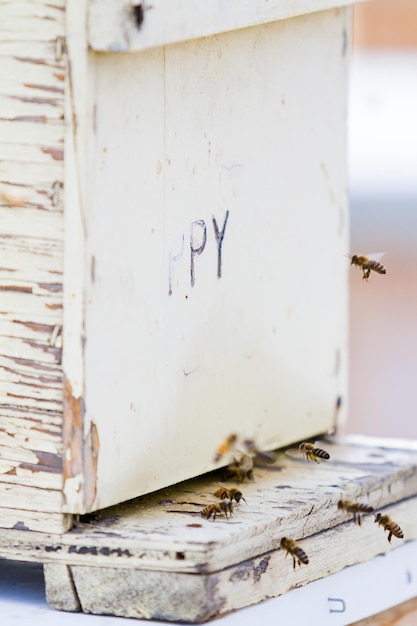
(285, 442, 330, 464)
(213, 433, 238, 463)
(350, 253, 386, 281)
(280, 537, 309, 570)
(374, 513, 404, 543)
(201, 500, 233, 521)
(338, 499, 374, 526)
(227, 453, 254, 482)
(213, 483, 246, 504)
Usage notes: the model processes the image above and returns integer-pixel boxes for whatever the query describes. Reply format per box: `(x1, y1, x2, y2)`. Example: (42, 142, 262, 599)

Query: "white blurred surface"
(348, 51, 417, 439)
(349, 52, 417, 197)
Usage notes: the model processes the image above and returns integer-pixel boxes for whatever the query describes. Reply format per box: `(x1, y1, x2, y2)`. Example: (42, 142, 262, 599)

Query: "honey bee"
(213, 483, 246, 504)
(338, 499, 374, 526)
(350, 253, 386, 281)
(243, 439, 276, 464)
(214, 433, 238, 463)
(227, 453, 254, 482)
(374, 513, 404, 543)
(201, 500, 233, 520)
(280, 537, 309, 570)
(286, 442, 330, 463)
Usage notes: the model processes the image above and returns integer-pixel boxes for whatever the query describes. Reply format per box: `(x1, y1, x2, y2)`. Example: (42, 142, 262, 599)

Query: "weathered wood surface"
(88, 0, 362, 52)
(0, 438, 415, 621)
(65, 6, 350, 515)
(0, 0, 67, 533)
(44, 502, 417, 622)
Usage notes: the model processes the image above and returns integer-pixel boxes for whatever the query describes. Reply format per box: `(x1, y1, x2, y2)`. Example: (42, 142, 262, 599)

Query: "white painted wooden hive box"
(0, 0, 353, 534)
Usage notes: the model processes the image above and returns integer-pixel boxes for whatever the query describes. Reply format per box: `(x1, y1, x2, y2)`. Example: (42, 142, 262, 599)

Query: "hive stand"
(0, 435, 416, 622)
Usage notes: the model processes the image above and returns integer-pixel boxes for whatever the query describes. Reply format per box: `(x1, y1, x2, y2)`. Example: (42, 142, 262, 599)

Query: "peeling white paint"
(0, 0, 66, 533)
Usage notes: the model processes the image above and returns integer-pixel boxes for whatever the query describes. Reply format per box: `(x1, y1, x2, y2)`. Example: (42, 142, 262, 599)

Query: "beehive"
(0, 0, 352, 535)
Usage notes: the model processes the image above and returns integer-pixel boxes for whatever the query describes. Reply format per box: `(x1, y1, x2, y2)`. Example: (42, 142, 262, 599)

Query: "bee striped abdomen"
(311, 448, 330, 461)
(293, 547, 309, 567)
(338, 500, 374, 525)
(375, 513, 404, 543)
(369, 261, 386, 275)
(280, 537, 309, 569)
(201, 500, 233, 520)
(350, 254, 387, 281)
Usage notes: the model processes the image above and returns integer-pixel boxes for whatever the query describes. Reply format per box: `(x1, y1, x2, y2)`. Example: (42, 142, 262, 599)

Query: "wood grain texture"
(33, 438, 417, 621)
(0, 438, 415, 562)
(0, 0, 67, 532)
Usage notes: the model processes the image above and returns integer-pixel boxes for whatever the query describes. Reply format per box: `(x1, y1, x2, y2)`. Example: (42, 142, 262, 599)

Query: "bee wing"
(216, 482, 229, 489)
(242, 439, 256, 452)
(366, 252, 385, 262)
(285, 447, 303, 459)
(254, 450, 276, 464)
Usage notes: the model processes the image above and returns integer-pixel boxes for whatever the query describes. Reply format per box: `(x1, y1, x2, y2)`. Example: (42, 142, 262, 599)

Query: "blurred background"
(347, 0, 417, 438)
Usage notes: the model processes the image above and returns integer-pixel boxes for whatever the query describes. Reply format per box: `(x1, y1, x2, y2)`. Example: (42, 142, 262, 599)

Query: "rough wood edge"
(42, 497, 417, 622)
(44, 562, 81, 612)
(63, 0, 98, 515)
(88, 0, 362, 53)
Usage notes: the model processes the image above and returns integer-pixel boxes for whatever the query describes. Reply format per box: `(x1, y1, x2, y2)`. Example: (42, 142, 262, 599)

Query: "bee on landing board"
(243, 438, 276, 464)
(338, 499, 374, 526)
(227, 453, 254, 482)
(213, 483, 246, 504)
(374, 513, 404, 543)
(350, 253, 386, 281)
(286, 442, 330, 464)
(201, 500, 233, 520)
(213, 433, 238, 463)
(280, 537, 309, 570)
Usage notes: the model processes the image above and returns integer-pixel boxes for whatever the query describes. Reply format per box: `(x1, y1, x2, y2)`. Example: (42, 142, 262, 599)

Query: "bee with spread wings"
(285, 441, 330, 463)
(349, 252, 386, 281)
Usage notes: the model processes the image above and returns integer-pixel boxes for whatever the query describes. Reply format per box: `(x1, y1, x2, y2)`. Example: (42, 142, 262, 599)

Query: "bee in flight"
(213, 483, 246, 504)
(201, 500, 233, 520)
(350, 253, 386, 281)
(243, 438, 276, 464)
(227, 453, 254, 482)
(374, 513, 404, 543)
(286, 442, 330, 463)
(213, 433, 238, 463)
(280, 537, 309, 570)
(338, 499, 374, 526)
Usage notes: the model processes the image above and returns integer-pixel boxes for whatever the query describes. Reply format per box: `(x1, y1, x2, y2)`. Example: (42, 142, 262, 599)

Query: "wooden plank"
(53, 505, 417, 622)
(0, 439, 416, 568)
(0, 120, 64, 146)
(3, 438, 411, 621)
(44, 563, 81, 612)
(0, 508, 70, 534)
(0, 0, 65, 533)
(88, 0, 362, 52)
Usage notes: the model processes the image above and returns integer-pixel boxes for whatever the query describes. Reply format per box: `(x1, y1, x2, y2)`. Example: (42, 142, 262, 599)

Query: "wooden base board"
(1, 435, 417, 622)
